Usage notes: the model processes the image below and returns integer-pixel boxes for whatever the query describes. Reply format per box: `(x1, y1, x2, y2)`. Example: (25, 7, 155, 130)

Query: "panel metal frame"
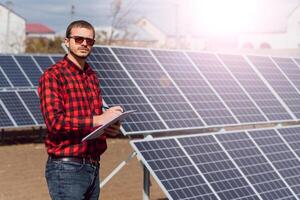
(131, 125, 300, 200)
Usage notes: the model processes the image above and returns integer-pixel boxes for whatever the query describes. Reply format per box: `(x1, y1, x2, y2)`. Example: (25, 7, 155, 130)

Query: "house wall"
(0, 5, 26, 53)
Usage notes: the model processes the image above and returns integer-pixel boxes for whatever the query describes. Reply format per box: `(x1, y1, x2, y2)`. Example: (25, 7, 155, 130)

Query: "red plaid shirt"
(38, 56, 107, 160)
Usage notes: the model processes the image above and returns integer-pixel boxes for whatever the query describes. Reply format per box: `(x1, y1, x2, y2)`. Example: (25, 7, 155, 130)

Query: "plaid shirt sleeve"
(38, 71, 93, 134)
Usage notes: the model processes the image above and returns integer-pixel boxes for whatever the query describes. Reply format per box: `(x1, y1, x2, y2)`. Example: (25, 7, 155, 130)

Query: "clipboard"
(81, 110, 136, 142)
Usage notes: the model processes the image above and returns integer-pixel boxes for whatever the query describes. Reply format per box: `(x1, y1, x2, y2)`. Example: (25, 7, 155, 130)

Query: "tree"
(25, 37, 65, 54)
(98, 0, 137, 45)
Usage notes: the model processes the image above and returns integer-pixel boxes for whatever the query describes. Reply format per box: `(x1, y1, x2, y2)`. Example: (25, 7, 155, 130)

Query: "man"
(38, 20, 123, 200)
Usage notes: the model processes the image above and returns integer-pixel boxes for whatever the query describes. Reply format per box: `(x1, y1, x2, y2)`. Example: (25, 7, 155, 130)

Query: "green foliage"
(25, 37, 65, 54)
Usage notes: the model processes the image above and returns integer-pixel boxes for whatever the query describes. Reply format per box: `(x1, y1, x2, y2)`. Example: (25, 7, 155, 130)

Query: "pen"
(102, 106, 110, 110)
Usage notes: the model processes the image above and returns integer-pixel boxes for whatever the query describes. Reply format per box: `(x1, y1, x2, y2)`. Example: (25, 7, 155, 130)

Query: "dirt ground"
(0, 138, 166, 200)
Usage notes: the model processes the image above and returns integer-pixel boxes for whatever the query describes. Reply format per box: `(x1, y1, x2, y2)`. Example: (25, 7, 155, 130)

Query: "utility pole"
(171, 0, 179, 49)
(5, 1, 13, 52)
(70, 4, 75, 21)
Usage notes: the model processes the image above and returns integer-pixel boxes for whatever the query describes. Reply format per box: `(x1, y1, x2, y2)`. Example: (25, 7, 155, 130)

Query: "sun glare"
(188, 0, 259, 35)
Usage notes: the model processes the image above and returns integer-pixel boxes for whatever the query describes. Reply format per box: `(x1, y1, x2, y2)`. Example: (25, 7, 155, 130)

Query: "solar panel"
(187, 52, 267, 123)
(131, 138, 218, 200)
(178, 135, 260, 200)
(88, 46, 166, 133)
(0, 102, 14, 127)
(278, 126, 300, 158)
(248, 55, 300, 119)
(272, 57, 300, 93)
(14, 55, 43, 86)
(18, 90, 44, 125)
(218, 54, 293, 121)
(51, 56, 63, 63)
(152, 50, 237, 126)
(0, 55, 31, 87)
(33, 55, 55, 71)
(111, 47, 204, 129)
(0, 69, 11, 88)
(132, 126, 300, 200)
(249, 129, 300, 198)
(217, 131, 297, 200)
(0, 91, 35, 126)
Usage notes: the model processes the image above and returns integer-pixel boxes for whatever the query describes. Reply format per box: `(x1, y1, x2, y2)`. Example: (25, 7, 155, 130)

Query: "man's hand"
(105, 121, 121, 137)
(93, 106, 123, 127)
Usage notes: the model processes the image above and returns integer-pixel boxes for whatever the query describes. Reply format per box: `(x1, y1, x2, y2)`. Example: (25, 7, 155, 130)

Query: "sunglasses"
(69, 36, 95, 46)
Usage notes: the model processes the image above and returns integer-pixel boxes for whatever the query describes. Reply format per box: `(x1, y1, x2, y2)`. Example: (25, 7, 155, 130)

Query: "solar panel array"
(131, 126, 300, 200)
(1, 48, 300, 134)
(2, 48, 300, 200)
(0, 54, 62, 128)
(87, 46, 300, 135)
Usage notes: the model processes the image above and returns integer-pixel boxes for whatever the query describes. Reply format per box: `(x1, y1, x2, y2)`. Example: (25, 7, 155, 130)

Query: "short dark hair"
(65, 20, 95, 38)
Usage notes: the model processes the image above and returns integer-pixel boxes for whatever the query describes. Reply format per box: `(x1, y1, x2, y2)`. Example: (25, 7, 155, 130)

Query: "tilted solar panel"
(33, 55, 55, 72)
(152, 50, 237, 126)
(272, 57, 300, 93)
(18, 90, 44, 125)
(219, 54, 293, 121)
(132, 126, 300, 200)
(187, 52, 267, 123)
(132, 138, 218, 200)
(278, 127, 300, 159)
(0, 91, 35, 126)
(248, 55, 300, 119)
(217, 131, 298, 200)
(249, 129, 300, 198)
(14, 55, 43, 86)
(0, 55, 31, 87)
(0, 102, 14, 127)
(111, 47, 205, 129)
(88, 46, 167, 133)
(0, 69, 11, 88)
(50, 56, 63, 63)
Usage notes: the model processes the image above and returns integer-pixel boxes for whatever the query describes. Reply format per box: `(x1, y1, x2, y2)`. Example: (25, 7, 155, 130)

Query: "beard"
(69, 47, 91, 59)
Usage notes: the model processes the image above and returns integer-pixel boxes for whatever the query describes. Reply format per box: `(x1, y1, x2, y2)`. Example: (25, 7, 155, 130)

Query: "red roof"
(26, 23, 55, 34)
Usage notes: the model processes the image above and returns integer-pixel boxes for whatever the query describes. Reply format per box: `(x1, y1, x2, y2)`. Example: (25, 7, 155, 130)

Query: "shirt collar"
(63, 55, 93, 75)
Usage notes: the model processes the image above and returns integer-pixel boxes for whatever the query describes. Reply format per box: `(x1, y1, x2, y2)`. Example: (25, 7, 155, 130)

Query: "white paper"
(81, 110, 136, 142)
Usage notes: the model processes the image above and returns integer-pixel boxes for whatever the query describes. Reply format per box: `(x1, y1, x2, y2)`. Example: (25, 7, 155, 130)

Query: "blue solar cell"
(248, 55, 300, 119)
(0, 69, 11, 88)
(0, 55, 31, 87)
(89, 47, 166, 133)
(178, 135, 260, 200)
(18, 91, 44, 125)
(0, 104, 14, 127)
(187, 52, 267, 123)
(273, 57, 300, 93)
(33, 55, 55, 71)
(278, 127, 300, 158)
(132, 138, 218, 200)
(219, 54, 292, 121)
(249, 129, 300, 198)
(152, 50, 237, 126)
(0, 92, 35, 126)
(51, 56, 63, 63)
(217, 131, 297, 200)
(14, 56, 43, 86)
(112, 47, 204, 129)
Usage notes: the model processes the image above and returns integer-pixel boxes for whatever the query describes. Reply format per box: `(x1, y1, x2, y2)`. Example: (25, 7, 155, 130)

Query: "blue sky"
(1, 0, 300, 35)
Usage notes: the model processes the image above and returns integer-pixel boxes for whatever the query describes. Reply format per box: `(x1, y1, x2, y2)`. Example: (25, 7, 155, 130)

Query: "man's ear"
(64, 38, 69, 48)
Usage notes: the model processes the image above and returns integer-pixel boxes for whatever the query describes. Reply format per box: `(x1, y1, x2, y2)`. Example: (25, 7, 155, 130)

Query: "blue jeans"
(45, 158, 100, 200)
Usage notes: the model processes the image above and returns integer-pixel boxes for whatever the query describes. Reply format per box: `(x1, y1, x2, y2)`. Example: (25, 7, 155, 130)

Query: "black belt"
(49, 156, 99, 166)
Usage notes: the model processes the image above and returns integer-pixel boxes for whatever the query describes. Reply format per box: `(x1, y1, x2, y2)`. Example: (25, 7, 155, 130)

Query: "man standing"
(38, 20, 123, 200)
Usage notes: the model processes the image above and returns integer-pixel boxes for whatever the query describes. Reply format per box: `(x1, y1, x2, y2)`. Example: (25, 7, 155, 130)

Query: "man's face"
(65, 27, 95, 59)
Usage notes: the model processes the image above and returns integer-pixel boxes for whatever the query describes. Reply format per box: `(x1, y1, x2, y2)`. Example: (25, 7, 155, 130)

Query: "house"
(135, 17, 207, 50)
(26, 23, 56, 40)
(0, 3, 26, 53)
